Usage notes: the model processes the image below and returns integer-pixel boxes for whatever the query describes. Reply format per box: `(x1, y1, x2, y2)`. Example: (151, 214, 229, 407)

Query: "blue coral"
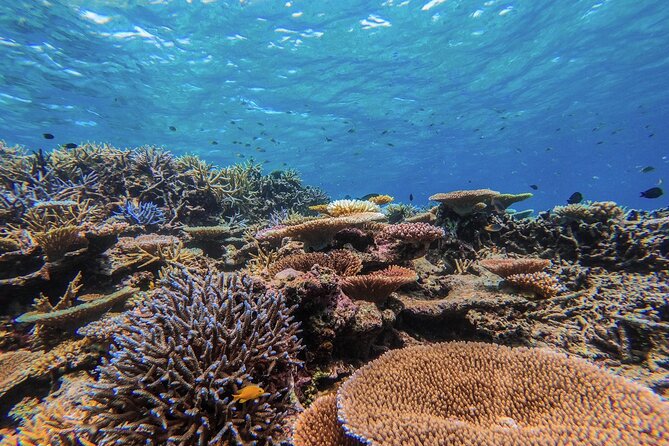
(113, 200, 165, 226)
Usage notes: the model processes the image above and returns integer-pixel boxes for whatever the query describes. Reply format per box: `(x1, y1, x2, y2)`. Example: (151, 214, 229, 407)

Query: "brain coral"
(85, 269, 302, 445)
(326, 199, 381, 217)
(336, 342, 669, 446)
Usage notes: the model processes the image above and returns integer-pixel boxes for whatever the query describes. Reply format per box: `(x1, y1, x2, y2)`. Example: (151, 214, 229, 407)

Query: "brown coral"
(337, 342, 669, 446)
(553, 201, 625, 224)
(429, 189, 500, 216)
(341, 266, 417, 303)
(326, 199, 381, 217)
(0, 349, 43, 398)
(505, 271, 561, 299)
(479, 257, 551, 277)
(259, 212, 386, 249)
(293, 394, 362, 446)
(268, 250, 362, 277)
(377, 222, 445, 243)
(368, 195, 393, 205)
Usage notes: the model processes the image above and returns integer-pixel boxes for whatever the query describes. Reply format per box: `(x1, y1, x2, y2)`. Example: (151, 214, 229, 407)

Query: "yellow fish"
(232, 385, 265, 403)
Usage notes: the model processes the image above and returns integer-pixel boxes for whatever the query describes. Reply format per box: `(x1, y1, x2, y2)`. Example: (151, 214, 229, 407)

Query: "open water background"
(1, 0, 668, 211)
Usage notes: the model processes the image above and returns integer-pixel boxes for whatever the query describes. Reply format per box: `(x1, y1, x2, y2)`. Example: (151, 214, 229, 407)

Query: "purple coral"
(113, 200, 165, 226)
(85, 269, 302, 445)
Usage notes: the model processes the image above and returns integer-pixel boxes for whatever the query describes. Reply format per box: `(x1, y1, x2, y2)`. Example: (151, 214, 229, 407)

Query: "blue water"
(1, 0, 668, 211)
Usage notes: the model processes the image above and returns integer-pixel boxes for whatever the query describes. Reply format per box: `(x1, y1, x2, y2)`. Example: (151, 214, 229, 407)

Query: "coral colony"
(0, 141, 668, 445)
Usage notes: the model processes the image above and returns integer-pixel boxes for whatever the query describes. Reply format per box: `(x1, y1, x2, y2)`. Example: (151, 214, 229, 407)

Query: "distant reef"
(0, 141, 667, 445)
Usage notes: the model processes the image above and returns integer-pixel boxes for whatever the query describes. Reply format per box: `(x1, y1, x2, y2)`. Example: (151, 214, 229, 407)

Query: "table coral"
(341, 265, 417, 303)
(429, 189, 500, 216)
(336, 342, 669, 446)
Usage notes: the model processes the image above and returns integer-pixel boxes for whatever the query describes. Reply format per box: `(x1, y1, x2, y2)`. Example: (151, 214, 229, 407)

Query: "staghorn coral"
(383, 203, 419, 223)
(4, 372, 99, 446)
(479, 257, 551, 277)
(293, 394, 362, 446)
(367, 195, 393, 205)
(268, 250, 362, 277)
(326, 199, 381, 217)
(505, 271, 561, 299)
(112, 199, 166, 226)
(429, 189, 500, 216)
(31, 225, 87, 262)
(336, 342, 669, 446)
(85, 269, 302, 446)
(340, 266, 417, 303)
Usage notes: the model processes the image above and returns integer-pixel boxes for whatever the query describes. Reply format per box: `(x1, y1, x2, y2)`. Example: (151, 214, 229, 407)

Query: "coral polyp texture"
(340, 265, 417, 303)
(293, 394, 362, 446)
(267, 249, 362, 277)
(326, 199, 381, 217)
(479, 257, 551, 277)
(335, 342, 669, 446)
(84, 269, 302, 445)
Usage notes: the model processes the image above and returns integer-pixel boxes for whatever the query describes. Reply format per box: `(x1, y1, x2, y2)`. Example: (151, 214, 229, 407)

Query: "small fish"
(567, 192, 583, 204)
(211, 140, 218, 145)
(640, 187, 663, 199)
(63, 143, 78, 149)
(169, 126, 176, 131)
(409, 193, 414, 202)
(529, 184, 538, 190)
(43, 133, 54, 139)
(232, 385, 265, 403)
(640, 166, 655, 173)
(325, 137, 333, 142)
(387, 143, 394, 147)
(484, 223, 503, 232)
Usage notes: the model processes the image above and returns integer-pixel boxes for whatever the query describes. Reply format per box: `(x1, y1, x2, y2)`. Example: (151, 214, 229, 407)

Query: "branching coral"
(340, 266, 417, 303)
(505, 271, 561, 299)
(367, 195, 393, 205)
(335, 342, 669, 446)
(113, 199, 166, 226)
(554, 201, 625, 224)
(85, 269, 302, 445)
(377, 222, 445, 243)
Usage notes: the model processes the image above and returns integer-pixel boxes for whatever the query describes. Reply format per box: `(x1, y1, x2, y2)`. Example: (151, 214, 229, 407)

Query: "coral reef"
(1, 140, 668, 444)
(293, 394, 361, 446)
(334, 342, 669, 445)
(340, 266, 417, 303)
(85, 269, 302, 445)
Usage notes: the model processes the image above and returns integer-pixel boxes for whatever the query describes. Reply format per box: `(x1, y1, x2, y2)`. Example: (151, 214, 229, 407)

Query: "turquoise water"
(0, 0, 667, 210)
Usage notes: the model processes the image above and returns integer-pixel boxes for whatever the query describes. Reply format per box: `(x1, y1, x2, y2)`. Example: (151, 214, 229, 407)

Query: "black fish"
(169, 126, 176, 131)
(360, 193, 381, 200)
(325, 137, 332, 142)
(211, 140, 218, 145)
(640, 187, 663, 199)
(567, 192, 583, 204)
(43, 133, 54, 139)
(63, 143, 78, 149)
(529, 184, 538, 190)
(409, 193, 414, 201)
(640, 166, 655, 173)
